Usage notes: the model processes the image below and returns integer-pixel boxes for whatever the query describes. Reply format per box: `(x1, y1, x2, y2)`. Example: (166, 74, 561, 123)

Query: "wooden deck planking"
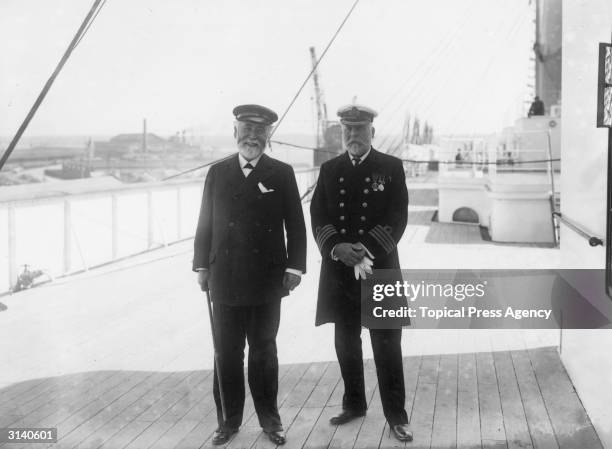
(431, 354, 458, 449)
(1, 310, 204, 440)
(49, 371, 178, 449)
(199, 363, 297, 449)
(0, 371, 110, 429)
(303, 362, 340, 409)
(402, 354, 422, 420)
(117, 371, 211, 449)
(328, 359, 377, 449)
(0, 371, 139, 448)
(457, 353, 481, 449)
(405, 354, 439, 448)
(352, 384, 385, 449)
(0, 376, 80, 418)
(301, 362, 346, 449)
(0, 377, 50, 404)
(357, 354, 410, 449)
(283, 362, 341, 449)
(528, 347, 603, 449)
(75, 372, 205, 449)
(477, 351, 506, 446)
(214, 363, 310, 449)
(302, 406, 343, 449)
(0, 347, 604, 449)
(510, 350, 559, 449)
(262, 362, 318, 447)
(173, 408, 219, 449)
(49, 370, 204, 449)
(254, 362, 331, 449)
(493, 351, 533, 449)
(2, 371, 154, 449)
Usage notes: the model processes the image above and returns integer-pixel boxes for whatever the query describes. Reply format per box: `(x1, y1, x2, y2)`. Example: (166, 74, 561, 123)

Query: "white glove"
(353, 256, 374, 280)
(354, 264, 363, 280)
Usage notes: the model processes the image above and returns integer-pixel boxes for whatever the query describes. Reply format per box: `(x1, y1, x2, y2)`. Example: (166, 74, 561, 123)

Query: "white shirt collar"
(238, 153, 263, 169)
(350, 147, 371, 165)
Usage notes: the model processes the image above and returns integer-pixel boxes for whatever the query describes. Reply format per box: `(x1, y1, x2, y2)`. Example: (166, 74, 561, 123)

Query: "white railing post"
(8, 206, 17, 290)
(147, 190, 154, 249)
(64, 199, 72, 273)
(176, 188, 182, 239)
(111, 193, 118, 260)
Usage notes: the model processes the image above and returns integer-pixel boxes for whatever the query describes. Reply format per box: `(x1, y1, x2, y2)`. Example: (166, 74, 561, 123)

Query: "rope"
(270, 140, 339, 155)
(403, 158, 560, 165)
(0, 0, 107, 171)
(161, 154, 234, 181)
(300, 183, 317, 202)
(266, 141, 560, 166)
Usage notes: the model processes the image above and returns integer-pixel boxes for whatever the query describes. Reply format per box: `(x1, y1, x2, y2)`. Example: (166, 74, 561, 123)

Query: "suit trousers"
(212, 300, 282, 432)
(334, 320, 408, 426)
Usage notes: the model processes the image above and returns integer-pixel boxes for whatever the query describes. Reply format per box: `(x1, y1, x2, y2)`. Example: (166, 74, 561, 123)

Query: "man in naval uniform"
(193, 104, 307, 446)
(310, 104, 413, 442)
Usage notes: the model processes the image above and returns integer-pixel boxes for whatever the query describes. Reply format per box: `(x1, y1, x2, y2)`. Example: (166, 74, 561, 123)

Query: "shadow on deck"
(0, 347, 602, 449)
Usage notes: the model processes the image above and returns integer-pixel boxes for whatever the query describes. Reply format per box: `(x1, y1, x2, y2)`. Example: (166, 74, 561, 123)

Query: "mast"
(309, 47, 326, 150)
(533, 0, 562, 114)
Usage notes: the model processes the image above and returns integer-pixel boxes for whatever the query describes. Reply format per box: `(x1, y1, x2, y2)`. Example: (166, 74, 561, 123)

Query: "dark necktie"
(244, 162, 254, 170)
(352, 157, 361, 166)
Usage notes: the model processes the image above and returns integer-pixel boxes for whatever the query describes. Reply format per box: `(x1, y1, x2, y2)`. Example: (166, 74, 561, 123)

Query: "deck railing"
(0, 168, 319, 293)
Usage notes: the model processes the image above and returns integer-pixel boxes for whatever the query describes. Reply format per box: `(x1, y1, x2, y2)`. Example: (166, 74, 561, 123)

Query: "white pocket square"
(258, 182, 274, 193)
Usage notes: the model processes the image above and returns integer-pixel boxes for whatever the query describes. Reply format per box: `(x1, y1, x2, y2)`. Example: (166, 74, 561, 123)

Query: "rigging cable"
(161, 154, 234, 181)
(74, 0, 108, 49)
(380, 2, 530, 154)
(164, 0, 361, 181)
(0, 0, 108, 171)
(269, 0, 360, 141)
(376, 1, 526, 153)
(442, 3, 531, 138)
(373, 0, 480, 145)
(270, 140, 339, 155)
(377, 1, 512, 152)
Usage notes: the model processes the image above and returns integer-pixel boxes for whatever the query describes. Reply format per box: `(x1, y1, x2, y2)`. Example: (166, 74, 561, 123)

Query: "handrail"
(552, 212, 605, 247)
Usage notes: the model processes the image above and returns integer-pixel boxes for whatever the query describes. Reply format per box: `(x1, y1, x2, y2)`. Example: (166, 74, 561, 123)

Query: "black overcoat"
(193, 153, 307, 305)
(310, 149, 409, 325)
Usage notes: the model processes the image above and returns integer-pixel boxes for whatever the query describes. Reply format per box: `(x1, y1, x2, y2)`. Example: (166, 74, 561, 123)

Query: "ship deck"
(1, 182, 601, 448)
(0, 347, 602, 449)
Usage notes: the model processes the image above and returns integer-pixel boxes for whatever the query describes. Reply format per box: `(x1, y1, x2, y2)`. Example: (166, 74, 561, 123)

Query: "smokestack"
(142, 118, 147, 153)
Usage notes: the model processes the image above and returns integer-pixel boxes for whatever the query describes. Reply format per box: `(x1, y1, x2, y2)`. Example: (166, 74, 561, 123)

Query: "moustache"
(239, 139, 263, 146)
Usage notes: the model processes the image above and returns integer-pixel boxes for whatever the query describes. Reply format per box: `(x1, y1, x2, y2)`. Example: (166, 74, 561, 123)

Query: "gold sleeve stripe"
(370, 229, 394, 253)
(316, 224, 337, 249)
(317, 228, 335, 246)
(374, 224, 396, 248)
(369, 225, 395, 253)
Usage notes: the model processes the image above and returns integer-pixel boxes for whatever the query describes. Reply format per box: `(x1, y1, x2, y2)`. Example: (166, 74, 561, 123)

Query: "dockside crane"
(309, 47, 342, 166)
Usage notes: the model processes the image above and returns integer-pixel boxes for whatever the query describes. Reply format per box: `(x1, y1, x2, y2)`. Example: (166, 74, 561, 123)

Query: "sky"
(0, 0, 534, 143)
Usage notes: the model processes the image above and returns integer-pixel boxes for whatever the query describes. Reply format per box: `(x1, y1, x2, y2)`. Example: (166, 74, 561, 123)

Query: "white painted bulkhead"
(559, 1, 612, 447)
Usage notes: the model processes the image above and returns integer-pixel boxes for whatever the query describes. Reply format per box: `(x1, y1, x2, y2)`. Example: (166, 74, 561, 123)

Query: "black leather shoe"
(329, 410, 366, 425)
(264, 430, 286, 445)
(211, 427, 238, 445)
(391, 424, 413, 442)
